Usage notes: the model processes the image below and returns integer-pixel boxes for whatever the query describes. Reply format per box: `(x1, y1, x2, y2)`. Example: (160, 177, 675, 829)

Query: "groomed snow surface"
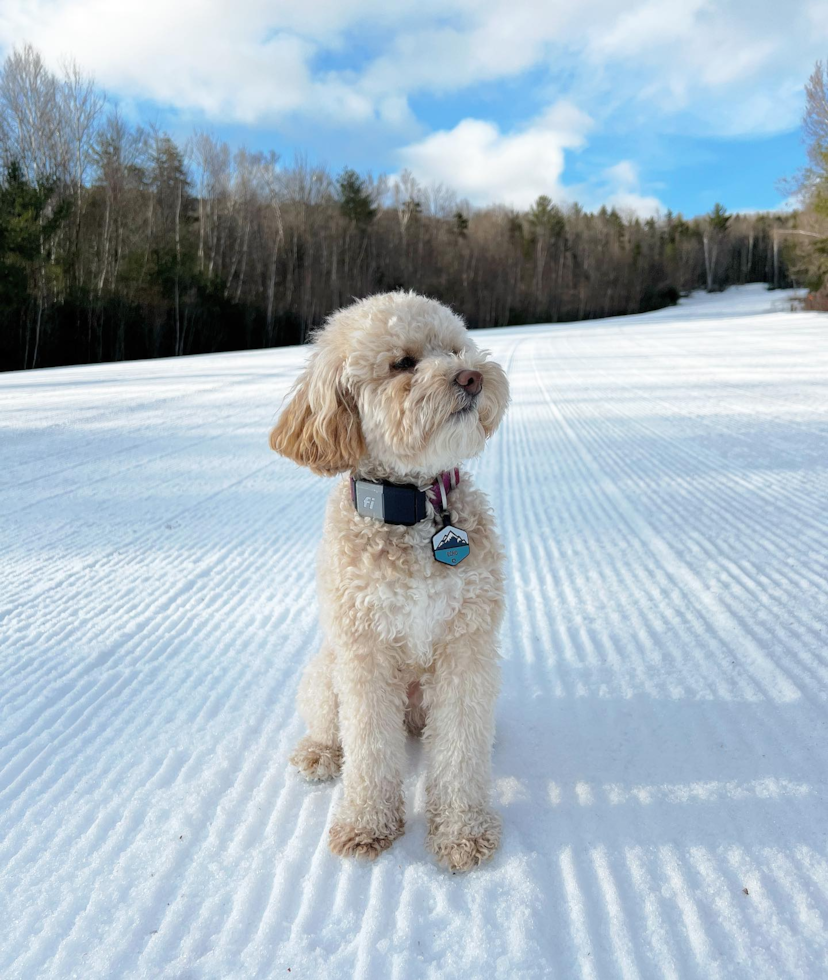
(2, 283, 828, 980)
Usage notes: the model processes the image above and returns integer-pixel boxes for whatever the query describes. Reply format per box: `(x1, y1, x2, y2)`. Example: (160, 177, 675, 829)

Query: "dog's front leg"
(423, 634, 501, 871)
(328, 640, 407, 860)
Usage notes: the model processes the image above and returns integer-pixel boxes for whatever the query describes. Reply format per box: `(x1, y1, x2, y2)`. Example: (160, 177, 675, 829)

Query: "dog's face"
(270, 293, 509, 478)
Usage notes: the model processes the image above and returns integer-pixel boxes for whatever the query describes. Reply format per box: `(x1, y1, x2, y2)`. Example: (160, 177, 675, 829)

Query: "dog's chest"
(324, 480, 500, 666)
(384, 539, 467, 663)
(347, 536, 471, 664)
(352, 521, 466, 662)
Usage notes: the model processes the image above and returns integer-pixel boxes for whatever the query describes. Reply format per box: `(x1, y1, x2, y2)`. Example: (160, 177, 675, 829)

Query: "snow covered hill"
(1, 284, 827, 979)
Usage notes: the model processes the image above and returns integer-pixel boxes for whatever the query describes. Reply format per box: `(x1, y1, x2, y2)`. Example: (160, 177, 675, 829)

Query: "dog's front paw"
(427, 807, 501, 871)
(329, 806, 404, 860)
(290, 736, 342, 781)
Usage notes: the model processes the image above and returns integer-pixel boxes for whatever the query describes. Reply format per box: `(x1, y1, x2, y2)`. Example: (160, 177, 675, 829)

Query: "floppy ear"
(269, 347, 365, 476)
(478, 356, 510, 438)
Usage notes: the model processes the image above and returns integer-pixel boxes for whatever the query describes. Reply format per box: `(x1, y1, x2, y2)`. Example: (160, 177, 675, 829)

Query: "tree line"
(0, 44, 796, 372)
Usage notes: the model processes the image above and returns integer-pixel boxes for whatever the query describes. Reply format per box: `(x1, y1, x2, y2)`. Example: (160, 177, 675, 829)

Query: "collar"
(350, 468, 460, 526)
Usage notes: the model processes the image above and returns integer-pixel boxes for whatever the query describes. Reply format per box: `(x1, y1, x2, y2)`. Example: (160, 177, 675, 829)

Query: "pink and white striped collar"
(427, 468, 461, 513)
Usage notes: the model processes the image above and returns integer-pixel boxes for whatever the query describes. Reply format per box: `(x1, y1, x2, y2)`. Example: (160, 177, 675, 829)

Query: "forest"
(0, 45, 799, 372)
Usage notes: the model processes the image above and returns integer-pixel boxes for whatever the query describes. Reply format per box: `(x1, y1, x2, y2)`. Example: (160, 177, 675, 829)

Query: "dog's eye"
(391, 355, 417, 372)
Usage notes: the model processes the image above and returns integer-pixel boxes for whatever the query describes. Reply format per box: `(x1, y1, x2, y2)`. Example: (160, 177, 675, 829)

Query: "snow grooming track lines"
(1, 283, 828, 979)
(529, 347, 802, 706)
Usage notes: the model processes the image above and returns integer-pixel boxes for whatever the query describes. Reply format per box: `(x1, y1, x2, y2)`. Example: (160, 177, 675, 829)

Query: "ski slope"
(1, 283, 827, 979)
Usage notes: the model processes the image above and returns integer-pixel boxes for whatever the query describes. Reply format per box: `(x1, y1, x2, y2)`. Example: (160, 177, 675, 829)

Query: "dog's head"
(270, 292, 509, 478)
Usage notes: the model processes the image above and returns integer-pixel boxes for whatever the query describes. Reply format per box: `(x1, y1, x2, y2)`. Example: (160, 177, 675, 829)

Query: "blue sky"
(1, 0, 822, 218)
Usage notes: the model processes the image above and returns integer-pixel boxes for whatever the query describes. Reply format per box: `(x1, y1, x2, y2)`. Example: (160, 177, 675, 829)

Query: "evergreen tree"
(708, 202, 730, 233)
(337, 168, 377, 226)
(0, 161, 71, 368)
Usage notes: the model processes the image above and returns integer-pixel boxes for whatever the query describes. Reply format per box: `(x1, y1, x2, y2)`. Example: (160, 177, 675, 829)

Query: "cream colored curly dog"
(270, 292, 509, 872)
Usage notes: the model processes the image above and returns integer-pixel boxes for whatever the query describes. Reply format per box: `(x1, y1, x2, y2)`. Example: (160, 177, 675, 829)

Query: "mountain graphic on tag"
(431, 524, 470, 566)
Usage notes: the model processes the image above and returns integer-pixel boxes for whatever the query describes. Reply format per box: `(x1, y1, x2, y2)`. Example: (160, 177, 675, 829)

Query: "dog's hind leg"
(290, 643, 342, 781)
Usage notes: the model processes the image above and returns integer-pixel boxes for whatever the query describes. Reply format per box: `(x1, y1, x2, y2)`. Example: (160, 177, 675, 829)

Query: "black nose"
(454, 369, 483, 396)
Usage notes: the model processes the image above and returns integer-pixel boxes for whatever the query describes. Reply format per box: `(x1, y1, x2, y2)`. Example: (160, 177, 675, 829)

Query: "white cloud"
(600, 161, 664, 219)
(0, 0, 823, 215)
(0, 0, 429, 126)
(399, 116, 666, 217)
(605, 191, 664, 219)
(604, 161, 639, 188)
(0, 0, 825, 138)
(579, 0, 820, 138)
(589, 0, 707, 59)
(398, 102, 593, 209)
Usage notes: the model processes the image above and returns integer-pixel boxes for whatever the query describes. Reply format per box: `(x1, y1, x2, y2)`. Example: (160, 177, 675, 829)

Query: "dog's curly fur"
(270, 292, 509, 872)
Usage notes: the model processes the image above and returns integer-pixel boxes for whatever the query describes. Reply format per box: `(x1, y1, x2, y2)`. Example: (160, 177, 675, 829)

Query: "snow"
(1, 282, 827, 979)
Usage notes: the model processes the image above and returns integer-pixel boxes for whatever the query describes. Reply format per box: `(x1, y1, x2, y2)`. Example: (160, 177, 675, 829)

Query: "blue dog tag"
(431, 524, 470, 566)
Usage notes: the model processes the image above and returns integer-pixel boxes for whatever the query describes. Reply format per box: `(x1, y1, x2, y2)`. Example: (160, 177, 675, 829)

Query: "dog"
(269, 291, 509, 871)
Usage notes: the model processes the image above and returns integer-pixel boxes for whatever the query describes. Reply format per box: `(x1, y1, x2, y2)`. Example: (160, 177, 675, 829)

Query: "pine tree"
(0, 161, 71, 368)
(708, 202, 730, 233)
(337, 168, 377, 226)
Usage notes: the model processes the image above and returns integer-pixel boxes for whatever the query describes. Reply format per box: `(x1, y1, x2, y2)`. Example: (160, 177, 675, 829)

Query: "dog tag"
(431, 524, 470, 566)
